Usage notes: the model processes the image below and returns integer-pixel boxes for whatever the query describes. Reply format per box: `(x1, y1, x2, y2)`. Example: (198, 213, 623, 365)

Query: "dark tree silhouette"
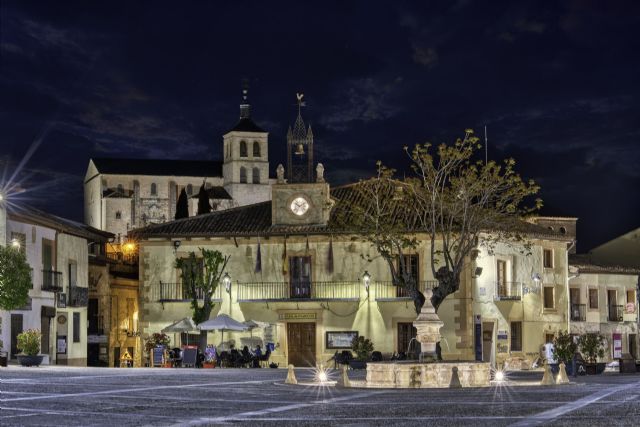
(175, 188, 189, 220)
(196, 184, 211, 215)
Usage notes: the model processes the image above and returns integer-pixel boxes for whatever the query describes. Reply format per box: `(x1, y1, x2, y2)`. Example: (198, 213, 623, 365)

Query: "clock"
(290, 196, 310, 216)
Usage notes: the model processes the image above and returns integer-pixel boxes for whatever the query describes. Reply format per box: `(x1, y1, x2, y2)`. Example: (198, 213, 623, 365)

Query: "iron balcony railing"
(237, 281, 360, 302)
(374, 281, 438, 300)
(42, 269, 63, 292)
(153, 282, 223, 302)
(608, 304, 623, 322)
(570, 303, 586, 321)
(494, 281, 522, 301)
(68, 286, 89, 307)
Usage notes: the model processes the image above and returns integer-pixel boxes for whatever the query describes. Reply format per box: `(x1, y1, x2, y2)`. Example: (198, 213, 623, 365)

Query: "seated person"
(254, 345, 263, 358)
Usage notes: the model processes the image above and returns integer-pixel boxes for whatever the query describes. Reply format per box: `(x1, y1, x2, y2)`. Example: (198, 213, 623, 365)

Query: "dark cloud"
(0, 0, 639, 251)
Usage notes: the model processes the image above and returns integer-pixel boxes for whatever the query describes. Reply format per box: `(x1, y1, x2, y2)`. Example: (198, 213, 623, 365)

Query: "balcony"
(68, 286, 89, 307)
(237, 281, 360, 302)
(374, 281, 438, 301)
(153, 282, 222, 302)
(494, 281, 522, 301)
(42, 269, 63, 292)
(608, 304, 623, 322)
(570, 303, 586, 321)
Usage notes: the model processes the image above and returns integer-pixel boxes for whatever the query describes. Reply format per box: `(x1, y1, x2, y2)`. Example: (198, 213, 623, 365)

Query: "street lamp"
(222, 272, 231, 294)
(11, 238, 20, 249)
(362, 271, 371, 294)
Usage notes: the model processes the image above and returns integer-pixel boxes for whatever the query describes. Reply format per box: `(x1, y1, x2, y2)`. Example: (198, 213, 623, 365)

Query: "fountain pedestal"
(413, 289, 444, 361)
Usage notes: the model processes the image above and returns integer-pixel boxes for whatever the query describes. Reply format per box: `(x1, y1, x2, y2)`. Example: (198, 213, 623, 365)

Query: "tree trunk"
(199, 330, 208, 352)
(431, 267, 459, 312)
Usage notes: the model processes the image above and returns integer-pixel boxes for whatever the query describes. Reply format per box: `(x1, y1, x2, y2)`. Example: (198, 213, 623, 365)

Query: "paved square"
(1, 366, 639, 426)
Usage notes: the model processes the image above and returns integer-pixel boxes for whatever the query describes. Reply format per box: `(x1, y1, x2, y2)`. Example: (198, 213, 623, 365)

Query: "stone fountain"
(363, 289, 490, 388)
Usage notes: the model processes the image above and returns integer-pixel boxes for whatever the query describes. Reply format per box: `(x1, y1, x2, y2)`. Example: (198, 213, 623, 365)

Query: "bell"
(294, 143, 305, 156)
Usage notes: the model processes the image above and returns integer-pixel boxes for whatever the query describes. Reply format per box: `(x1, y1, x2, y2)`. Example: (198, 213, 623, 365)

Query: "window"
(186, 184, 193, 195)
(627, 290, 636, 304)
(510, 321, 522, 352)
(115, 211, 121, 220)
(240, 167, 247, 183)
(150, 183, 157, 196)
(589, 288, 598, 309)
(117, 184, 124, 195)
(559, 226, 567, 234)
(397, 322, 417, 354)
(545, 333, 555, 344)
(253, 141, 261, 157)
(68, 261, 77, 287)
(240, 140, 248, 157)
(543, 249, 553, 268)
(543, 286, 555, 309)
(73, 312, 80, 343)
(396, 254, 419, 297)
(252, 167, 260, 184)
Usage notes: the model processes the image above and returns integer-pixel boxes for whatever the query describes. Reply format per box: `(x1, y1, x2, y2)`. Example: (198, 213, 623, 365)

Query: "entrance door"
(287, 322, 315, 367)
(41, 313, 51, 355)
(482, 322, 494, 365)
(630, 334, 637, 360)
(87, 344, 100, 366)
(11, 314, 23, 359)
(289, 256, 312, 298)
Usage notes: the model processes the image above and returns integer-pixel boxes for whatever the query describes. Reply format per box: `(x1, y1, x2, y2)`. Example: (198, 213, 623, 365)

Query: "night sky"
(1, 1, 639, 252)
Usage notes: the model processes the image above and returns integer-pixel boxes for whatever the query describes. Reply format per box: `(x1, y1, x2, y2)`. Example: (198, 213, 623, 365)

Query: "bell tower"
(222, 84, 271, 206)
(287, 93, 314, 183)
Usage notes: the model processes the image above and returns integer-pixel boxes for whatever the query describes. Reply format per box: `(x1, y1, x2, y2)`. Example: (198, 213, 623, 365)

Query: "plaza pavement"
(1, 365, 639, 426)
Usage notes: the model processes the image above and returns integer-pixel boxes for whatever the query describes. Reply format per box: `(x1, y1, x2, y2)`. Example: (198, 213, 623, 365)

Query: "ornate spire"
(239, 80, 250, 119)
(287, 93, 314, 183)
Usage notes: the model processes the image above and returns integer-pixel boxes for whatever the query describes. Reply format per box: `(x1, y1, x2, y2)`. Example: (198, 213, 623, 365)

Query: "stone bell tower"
(286, 93, 314, 183)
(222, 85, 271, 206)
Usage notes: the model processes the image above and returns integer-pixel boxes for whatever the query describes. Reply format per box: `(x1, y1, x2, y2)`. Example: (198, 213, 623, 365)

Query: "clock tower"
(271, 94, 333, 227)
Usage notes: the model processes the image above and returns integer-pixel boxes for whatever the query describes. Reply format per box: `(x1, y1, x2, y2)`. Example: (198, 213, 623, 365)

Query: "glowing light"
(11, 239, 21, 249)
(494, 370, 505, 382)
(318, 371, 328, 382)
(0, 193, 4, 201)
(123, 242, 136, 252)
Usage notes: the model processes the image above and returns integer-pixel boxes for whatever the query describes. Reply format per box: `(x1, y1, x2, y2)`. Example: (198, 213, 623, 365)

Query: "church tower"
(222, 86, 271, 206)
(287, 94, 314, 183)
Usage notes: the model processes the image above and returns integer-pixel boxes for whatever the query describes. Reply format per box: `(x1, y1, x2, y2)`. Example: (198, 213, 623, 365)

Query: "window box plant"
(350, 335, 374, 370)
(16, 329, 43, 367)
(578, 333, 606, 375)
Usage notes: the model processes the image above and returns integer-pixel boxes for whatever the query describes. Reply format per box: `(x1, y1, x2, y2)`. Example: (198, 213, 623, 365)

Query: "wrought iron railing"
(494, 281, 522, 301)
(373, 281, 438, 300)
(237, 281, 360, 302)
(608, 304, 623, 322)
(153, 282, 222, 302)
(570, 303, 586, 321)
(68, 286, 89, 307)
(42, 269, 63, 292)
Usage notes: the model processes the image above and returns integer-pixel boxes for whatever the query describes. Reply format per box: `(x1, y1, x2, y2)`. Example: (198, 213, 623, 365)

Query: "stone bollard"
(556, 362, 570, 384)
(540, 362, 555, 385)
(285, 364, 298, 385)
(336, 365, 351, 388)
(449, 366, 462, 388)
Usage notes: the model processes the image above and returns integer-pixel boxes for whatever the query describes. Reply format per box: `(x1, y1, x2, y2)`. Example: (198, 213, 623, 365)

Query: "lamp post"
(222, 272, 231, 294)
(362, 271, 371, 295)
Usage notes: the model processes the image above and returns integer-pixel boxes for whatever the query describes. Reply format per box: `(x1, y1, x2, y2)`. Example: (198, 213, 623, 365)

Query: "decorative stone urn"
(413, 289, 444, 362)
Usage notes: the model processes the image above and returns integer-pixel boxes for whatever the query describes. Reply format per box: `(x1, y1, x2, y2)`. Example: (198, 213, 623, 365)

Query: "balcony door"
(289, 256, 311, 298)
(497, 260, 507, 296)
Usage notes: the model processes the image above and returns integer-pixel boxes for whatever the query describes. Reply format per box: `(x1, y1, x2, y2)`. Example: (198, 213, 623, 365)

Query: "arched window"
(150, 183, 157, 196)
(117, 184, 124, 195)
(252, 167, 260, 184)
(559, 226, 567, 234)
(186, 184, 193, 195)
(240, 167, 247, 183)
(240, 140, 248, 157)
(253, 141, 261, 157)
(115, 211, 122, 220)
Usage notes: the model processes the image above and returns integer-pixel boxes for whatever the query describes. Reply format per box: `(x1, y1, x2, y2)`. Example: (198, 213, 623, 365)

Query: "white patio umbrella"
(242, 319, 270, 340)
(162, 317, 198, 346)
(197, 314, 248, 348)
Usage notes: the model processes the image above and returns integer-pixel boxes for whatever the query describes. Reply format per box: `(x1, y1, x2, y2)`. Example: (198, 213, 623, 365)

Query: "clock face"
(290, 197, 310, 216)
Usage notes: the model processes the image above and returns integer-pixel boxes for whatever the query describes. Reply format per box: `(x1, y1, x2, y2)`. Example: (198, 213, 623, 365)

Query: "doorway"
(287, 322, 315, 367)
(289, 256, 312, 298)
(10, 314, 23, 359)
(630, 334, 637, 360)
(482, 322, 494, 365)
(397, 322, 417, 354)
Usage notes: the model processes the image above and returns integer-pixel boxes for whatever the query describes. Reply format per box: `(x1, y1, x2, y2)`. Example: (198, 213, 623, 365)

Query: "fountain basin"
(364, 361, 490, 388)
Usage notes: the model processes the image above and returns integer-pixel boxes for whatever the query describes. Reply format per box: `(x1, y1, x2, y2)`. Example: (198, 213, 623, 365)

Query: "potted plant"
(552, 331, 577, 374)
(578, 333, 606, 374)
(16, 329, 43, 367)
(350, 335, 374, 370)
(0, 339, 8, 367)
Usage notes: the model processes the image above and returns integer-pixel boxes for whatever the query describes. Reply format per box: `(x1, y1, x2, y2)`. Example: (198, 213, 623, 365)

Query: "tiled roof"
(92, 158, 223, 177)
(569, 254, 640, 275)
(7, 204, 113, 242)
(130, 182, 569, 241)
(228, 117, 266, 133)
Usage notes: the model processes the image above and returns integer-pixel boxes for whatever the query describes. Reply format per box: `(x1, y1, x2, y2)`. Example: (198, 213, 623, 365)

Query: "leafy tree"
(0, 245, 32, 310)
(336, 129, 541, 315)
(196, 184, 211, 215)
(175, 248, 229, 350)
(552, 331, 577, 364)
(175, 188, 189, 220)
(578, 333, 606, 364)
